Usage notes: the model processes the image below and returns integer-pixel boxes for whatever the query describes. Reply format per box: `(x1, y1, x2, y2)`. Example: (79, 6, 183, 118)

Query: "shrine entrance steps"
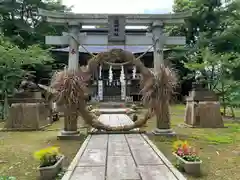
(98, 101, 126, 108)
(61, 114, 186, 180)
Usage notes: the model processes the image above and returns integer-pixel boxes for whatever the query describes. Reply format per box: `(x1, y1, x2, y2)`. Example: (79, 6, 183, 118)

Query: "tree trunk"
(230, 106, 235, 118)
(155, 100, 170, 129)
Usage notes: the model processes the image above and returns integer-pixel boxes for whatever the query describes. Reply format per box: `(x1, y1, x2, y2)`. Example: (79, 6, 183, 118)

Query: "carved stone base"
(5, 102, 50, 130)
(57, 131, 84, 140)
(152, 128, 176, 136)
(61, 130, 79, 135)
(185, 101, 224, 128)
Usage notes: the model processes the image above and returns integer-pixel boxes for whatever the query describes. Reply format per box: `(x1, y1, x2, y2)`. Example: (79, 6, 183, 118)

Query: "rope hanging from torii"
(68, 33, 158, 66)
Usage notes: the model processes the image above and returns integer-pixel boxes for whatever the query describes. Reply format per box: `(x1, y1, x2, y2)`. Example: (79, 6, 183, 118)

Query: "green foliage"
(0, 0, 71, 48)
(172, 0, 222, 45)
(0, 34, 53, 96)
(0, 177, 16, 180)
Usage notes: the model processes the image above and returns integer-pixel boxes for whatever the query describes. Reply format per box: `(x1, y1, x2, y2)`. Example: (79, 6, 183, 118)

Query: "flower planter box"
(173, 153, 202, 176)
(38, 155, 64, 180)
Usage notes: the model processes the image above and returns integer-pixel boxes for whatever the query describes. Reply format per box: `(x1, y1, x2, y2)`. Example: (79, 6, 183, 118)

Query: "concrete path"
(62, 114, 186, 180)
(96, 108, 129, 114)
(98, 113, 136, 127)
(93, 108, 135, 114)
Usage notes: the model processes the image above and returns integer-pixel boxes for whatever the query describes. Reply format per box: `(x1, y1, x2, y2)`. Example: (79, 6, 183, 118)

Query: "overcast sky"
(62, 0, 174, 14)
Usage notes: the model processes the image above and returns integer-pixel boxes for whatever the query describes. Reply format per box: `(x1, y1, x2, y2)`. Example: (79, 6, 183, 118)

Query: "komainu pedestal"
(185, 89, 224, 128)
(5, 102, 50, 130)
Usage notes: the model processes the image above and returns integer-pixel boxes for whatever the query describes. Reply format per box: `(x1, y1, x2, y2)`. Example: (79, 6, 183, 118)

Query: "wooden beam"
(45, 34, 186, 46)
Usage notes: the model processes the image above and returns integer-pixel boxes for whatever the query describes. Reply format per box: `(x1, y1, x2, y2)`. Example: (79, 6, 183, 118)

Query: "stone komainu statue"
(19, 78, 39, 92)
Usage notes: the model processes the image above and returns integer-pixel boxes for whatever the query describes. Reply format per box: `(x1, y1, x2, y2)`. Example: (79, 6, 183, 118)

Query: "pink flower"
(177, 148, 184, 156)
(183, 146, 190, 155)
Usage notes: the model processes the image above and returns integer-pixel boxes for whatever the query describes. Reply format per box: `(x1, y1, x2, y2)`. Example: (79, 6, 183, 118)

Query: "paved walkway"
(62, 114, 186, 180)
(98, 113, 137, 128)
(96, 108, 129, 114)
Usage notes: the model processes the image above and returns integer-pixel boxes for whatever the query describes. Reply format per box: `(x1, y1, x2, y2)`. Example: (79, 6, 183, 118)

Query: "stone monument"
(184, 77, 224, 128)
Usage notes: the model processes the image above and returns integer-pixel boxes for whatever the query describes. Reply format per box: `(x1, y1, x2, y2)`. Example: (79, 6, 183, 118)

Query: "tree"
(0, 0, 71, 48)
(210, 0, 240, 53)
(172, 0, 222, 45)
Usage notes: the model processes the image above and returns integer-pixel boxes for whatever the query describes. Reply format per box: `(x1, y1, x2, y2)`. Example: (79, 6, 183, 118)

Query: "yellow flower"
(173, 140, 183, 152)
(34, 146, 60, 161)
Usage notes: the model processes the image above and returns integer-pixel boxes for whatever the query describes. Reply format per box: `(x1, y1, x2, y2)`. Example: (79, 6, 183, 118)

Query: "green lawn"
(0, 119, 86, 180)
(142, 105, 240, 180)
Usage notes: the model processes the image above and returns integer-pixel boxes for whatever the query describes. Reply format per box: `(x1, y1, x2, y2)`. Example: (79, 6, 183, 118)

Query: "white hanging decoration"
(132, 66, 136, 79)
(109, 65, 113, 83)
(99, 65, 102, 79)
(120, 65, 125, 82)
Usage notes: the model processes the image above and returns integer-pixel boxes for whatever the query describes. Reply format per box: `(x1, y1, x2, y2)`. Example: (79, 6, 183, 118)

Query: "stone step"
(99, 102, 126, 108)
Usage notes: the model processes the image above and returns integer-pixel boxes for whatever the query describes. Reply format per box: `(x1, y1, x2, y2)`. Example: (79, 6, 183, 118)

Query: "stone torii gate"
(38, 9, 191, 136)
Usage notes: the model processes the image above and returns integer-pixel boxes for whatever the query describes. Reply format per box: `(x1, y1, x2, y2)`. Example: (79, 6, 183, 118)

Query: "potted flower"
(34, 147, 64, 180)
(173, 140, 202, 176)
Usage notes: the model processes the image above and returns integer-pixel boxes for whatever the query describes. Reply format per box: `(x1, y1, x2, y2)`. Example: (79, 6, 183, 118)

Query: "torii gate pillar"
(68, 23, 80, 70)
(151, 21, 176, 136)
(60, 23, 81, 139)
(152, 20, 164, 72)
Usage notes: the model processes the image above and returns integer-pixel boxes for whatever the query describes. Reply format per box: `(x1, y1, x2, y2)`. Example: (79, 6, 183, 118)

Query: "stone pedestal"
(5, 102, 50, 130)
(152, 128, 176, 136)
(185, 89, 224, 128)
(57, 111, 80, 140)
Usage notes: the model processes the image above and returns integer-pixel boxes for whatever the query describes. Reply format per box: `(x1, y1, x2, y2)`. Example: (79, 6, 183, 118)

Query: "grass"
(0, 119, 86, 180)
(141, 105, 240, 180)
